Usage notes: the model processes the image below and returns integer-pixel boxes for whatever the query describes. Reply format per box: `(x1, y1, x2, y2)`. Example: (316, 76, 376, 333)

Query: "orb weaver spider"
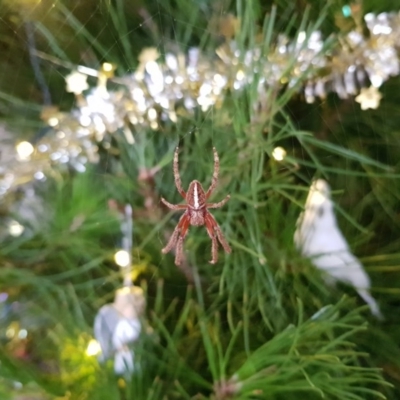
(161, 147, 231, 265)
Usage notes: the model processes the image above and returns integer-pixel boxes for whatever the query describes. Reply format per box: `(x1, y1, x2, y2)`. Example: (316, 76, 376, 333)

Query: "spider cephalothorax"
(161, 147, 231, 265)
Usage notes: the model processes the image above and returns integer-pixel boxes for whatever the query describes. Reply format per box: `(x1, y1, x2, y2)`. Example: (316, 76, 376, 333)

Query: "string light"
(86, 339, 102, 356)
(15, 141, 34, 161)
(8, 220, 25, 237)
(102, 62, 114, 72)
(272, 146, 287, 161)
(114, 250, 131, 268)
(48, 117, 59, 127)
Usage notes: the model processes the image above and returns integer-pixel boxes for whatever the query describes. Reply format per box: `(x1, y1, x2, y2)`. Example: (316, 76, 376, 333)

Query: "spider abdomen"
(189, 209, 205, 226)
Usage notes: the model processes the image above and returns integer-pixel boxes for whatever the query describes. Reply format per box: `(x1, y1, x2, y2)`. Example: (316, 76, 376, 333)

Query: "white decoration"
(94, 286, 145, 375)
(355, 86, 382, 110)
(113, 318, 141, 374)
(65, 71, 89, 95)
(294, 179, 382, 319)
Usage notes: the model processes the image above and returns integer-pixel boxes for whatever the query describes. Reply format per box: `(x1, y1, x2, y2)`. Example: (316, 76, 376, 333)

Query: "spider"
(161, 147, 231, 265)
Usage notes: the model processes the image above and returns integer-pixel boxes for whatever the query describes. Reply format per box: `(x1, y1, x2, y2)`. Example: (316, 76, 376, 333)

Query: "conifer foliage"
(0, 0, 400, 399)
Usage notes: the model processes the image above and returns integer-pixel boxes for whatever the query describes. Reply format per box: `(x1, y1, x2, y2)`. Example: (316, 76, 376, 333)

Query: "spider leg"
(205, 147, 220, 199)
(162, 212, 190, 266)
(162, 224, 180, 255)
(205, 212, 231, 264)
(162, 212, 188, 254)
(173, 147, 186, 199)
(161, 198, 187, 210)
(174, 215, 190, 266)
(205, 213, 219, 264)
(214, 221, 232, 254)
(206, 194, 230, 209)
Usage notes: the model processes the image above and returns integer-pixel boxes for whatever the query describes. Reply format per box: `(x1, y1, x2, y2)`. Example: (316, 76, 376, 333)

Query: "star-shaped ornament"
(355, 86, 382, 110)
(138, 47, 160, 66)
(65, 71, 89, 95)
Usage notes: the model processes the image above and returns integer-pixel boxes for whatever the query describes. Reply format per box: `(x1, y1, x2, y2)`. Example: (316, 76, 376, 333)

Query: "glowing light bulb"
(16, 141, 34, 161)
(114, 250, 130, 267)
(148, 108, 157, 121)
(18, 329, 27, 339)
(8, 220, 24, 237)
(272, 146, 287, 161)
(48, 117, 59, 127)
(102, 62, 113, 72)
(86, 339, 102, 356)
(236, 70, 245, 81)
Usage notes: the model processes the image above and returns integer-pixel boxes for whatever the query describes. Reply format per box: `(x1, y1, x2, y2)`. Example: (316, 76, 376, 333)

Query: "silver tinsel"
(1, 11, 400, 199)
